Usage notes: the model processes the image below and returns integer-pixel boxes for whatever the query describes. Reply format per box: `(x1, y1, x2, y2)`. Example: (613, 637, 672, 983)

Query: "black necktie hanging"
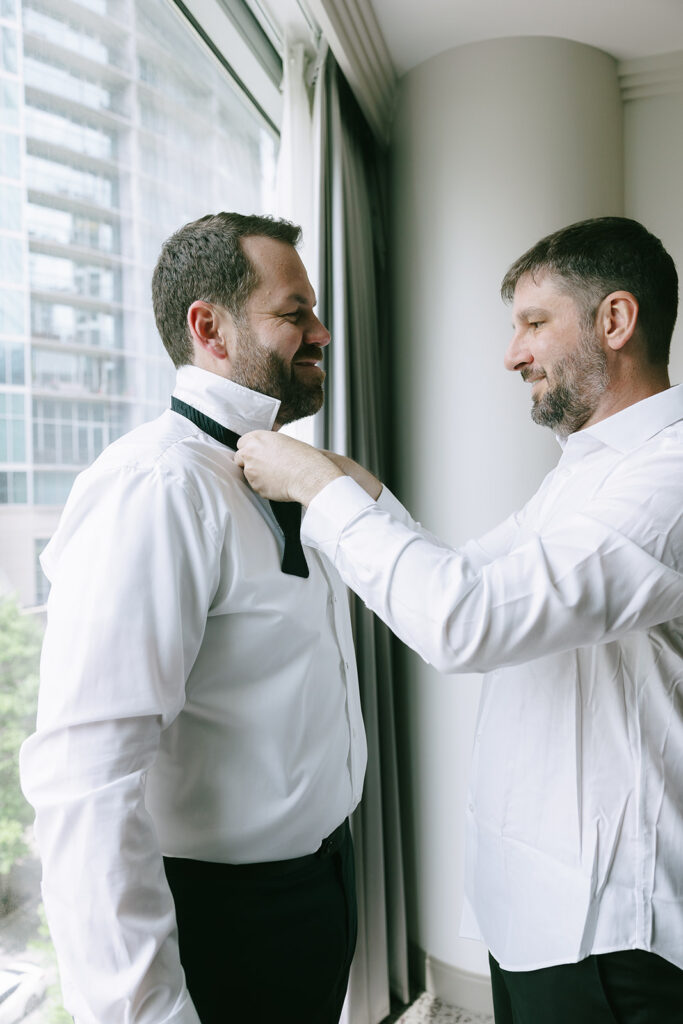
(171, 397, 309, 579)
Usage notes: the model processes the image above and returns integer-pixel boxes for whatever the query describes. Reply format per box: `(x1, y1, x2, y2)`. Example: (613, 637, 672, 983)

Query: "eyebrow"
(284, 292, 316, 308)
(516, 306, 550, 323)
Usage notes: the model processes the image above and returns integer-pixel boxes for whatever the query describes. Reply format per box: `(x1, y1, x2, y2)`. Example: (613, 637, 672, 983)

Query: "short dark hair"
(152, 212, 302, 367)
(500, 217, 678, 365)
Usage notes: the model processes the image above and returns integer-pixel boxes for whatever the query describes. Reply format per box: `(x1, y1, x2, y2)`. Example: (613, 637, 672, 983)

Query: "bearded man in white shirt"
(19, 212, 389, 1024)
(235, 217, 683, 1024)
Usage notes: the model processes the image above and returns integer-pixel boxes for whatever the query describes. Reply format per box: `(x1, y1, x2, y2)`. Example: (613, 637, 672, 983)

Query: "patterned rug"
(392, 992, 494, 1023)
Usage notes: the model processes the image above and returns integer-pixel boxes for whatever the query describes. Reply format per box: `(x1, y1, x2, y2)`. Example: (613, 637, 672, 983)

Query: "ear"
(595, 291, 639, 352)
(187, 300, 229, 360)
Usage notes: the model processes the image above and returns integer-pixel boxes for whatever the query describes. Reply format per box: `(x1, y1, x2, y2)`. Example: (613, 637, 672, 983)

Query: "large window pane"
(0, 24, 17, 72)
(0, 391, 26, 460)
(2, 4, 278, 1016)
(0, 287, 25, 335)
(0, 184, 22, 230)
(0, 79, 20, 128)
(0, 236, 23, 285)
(0, 132, 20, 177)
(0, 340, 26, 383)
(26, 203, 118, 252)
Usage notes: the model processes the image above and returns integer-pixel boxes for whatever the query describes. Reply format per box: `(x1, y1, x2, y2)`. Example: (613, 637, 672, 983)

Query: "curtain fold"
(312, 48, 410, 1024)
(275, 38, 409, 1022)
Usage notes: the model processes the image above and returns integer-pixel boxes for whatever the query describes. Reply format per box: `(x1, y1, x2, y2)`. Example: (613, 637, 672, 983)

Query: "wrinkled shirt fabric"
(302, 385, 683, 971)
(20, 365, 370, 1023)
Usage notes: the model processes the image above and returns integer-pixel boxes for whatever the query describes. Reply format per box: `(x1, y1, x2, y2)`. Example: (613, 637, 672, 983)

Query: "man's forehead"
(241, 233, 295, 259)
(513, 270, 572, 307)
(242, 235, 314, 299)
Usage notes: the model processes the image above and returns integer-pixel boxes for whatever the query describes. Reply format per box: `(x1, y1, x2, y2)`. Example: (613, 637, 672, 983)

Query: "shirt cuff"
(375, 483, 411, 521)
(302, 475, 376, 561)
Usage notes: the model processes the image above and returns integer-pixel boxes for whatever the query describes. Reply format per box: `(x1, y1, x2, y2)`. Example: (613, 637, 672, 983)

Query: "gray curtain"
(312, 48, 410, 1024)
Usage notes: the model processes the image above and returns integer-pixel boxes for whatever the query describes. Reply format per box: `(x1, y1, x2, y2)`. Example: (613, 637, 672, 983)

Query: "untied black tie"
(171, 396, 309, 579)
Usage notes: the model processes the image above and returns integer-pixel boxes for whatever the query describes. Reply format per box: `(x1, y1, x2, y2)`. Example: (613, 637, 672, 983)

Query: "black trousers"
(163, 821, 357, 1024)
(489, 949, 683, 1024)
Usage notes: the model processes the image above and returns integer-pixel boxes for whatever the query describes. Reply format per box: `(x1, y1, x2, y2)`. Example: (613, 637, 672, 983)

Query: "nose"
(504, 329, 532, 373)
(304, 313, 331, 348)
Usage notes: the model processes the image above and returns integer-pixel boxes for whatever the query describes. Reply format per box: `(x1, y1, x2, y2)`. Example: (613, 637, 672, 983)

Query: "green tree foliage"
(0, 596, 42, 879)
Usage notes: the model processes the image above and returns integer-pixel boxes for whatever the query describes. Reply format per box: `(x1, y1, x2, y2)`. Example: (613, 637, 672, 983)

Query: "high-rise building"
(0, 0, 277, 606)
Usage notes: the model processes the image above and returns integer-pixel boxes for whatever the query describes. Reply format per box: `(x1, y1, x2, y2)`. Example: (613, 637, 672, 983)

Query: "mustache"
(521, 369, 546, 383)
(293, 348, 325, 363)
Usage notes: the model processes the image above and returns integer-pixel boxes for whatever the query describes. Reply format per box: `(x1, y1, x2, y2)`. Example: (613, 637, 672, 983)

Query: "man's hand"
(235, 431, 344, 506)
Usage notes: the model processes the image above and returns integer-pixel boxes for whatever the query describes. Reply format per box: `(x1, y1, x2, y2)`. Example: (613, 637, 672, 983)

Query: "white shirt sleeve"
(20, 462, 220, 1024)
(302, 462, 683, 674)
(376, 483, 523, 568)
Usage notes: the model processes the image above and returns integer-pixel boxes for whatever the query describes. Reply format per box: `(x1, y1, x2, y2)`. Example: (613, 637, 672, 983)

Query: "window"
(33, 396, 125, 464)
(0, 468, 27, 501)
(0, 340, 26, 383)
(0, 0, 280, 1016)
(34, 537, 50, 603)
(0, 391, 26, 460)
(0, 288, 25, 335)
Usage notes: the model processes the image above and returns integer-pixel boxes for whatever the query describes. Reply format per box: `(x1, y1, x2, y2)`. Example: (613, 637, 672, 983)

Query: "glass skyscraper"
(0, 0, 277, 605)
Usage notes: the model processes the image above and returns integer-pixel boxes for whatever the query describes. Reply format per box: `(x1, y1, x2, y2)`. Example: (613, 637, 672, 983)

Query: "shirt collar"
(172, 365, 280, 436)
(557, 383, 683, 456)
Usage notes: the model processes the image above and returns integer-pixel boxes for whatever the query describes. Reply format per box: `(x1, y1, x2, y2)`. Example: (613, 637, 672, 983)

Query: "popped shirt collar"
(172, 364, 280, 436)
(557, 383, 683, 455)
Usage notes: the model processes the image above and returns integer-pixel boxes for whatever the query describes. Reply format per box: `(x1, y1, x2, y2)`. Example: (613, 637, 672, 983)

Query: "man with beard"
(235, 217, 683, 1023)
(20, 213, 380, 1024)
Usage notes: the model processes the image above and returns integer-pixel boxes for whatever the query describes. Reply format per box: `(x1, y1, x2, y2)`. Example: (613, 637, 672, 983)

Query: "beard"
(229, 326, 325, 427)
(526, 327, 609, 437)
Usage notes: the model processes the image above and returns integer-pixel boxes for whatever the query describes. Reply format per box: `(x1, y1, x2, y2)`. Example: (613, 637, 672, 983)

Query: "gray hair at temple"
(152, 212, 302, 368)
(500, 216, 678, 365)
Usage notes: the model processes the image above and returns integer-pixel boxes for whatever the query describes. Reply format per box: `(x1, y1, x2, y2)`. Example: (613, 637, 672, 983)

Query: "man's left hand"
(235, 431, 343, 506)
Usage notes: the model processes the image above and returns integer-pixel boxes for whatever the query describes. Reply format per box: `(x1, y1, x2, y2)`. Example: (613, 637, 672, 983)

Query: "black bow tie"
(171, 396, 309, 579)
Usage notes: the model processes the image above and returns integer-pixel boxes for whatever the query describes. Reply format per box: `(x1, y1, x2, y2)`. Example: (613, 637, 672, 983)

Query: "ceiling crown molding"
(305, 0, 397, 142)
(618, 50, 683, 101)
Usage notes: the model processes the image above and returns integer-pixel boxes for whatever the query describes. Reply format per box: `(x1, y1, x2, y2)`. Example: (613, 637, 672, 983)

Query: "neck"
(582, 363, 670, 430)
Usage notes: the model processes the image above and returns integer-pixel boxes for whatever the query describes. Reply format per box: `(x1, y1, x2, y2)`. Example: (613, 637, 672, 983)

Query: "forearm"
(21, 466, 217, 1022)
(321, 451, 382, 501)
(302, 476, 683, 673)
(21, 718, 200, 1024)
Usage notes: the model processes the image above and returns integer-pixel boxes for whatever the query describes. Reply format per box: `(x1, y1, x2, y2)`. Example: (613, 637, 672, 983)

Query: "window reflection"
(26, 203, 117, 251)
(0, 78, 20, 127)
(0, 392, 25, 461)
(1, 0, 278, 1012)
(26, 154, 117, 207)
(0, 131, 20, 177)
(0, 469, 27, 502)
(29, 253, 120, 302)
(32, 347, 126, 396)
(33, 396, 126, 464)
(0, 288, 25, 335)
(1, 24, 17, 72)
(23, 54, 121, 112)
(25, 107, 116, 160)
(31, 300, 120, 347)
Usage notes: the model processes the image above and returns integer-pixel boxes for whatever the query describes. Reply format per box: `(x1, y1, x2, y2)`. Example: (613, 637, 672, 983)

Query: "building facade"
(0, 0, 276, 606)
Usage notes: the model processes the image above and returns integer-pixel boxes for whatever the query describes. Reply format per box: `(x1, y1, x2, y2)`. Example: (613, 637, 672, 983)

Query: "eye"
(281, 310, 300, 322)
(529, 321, 543, 329)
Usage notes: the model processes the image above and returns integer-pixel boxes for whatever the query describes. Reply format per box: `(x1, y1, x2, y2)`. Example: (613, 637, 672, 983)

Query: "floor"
(383, 992, 494, 1024)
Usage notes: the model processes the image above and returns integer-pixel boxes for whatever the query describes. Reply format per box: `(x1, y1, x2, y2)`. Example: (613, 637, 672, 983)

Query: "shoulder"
(586, 425, 683, 568)
(62, 411, 242, 544)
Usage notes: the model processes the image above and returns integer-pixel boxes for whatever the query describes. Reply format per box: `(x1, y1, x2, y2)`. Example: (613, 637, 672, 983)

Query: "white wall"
(621, 52, 683, 385)
(390, 35, 626, 1008)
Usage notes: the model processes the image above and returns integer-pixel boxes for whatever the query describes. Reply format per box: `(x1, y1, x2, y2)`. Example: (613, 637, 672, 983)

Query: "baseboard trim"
(409, 942, 494, 1017)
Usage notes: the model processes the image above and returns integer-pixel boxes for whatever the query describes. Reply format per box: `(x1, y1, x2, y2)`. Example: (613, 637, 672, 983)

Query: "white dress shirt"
(20, 365, 369, 1024)
(302, 384, 683, 972)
